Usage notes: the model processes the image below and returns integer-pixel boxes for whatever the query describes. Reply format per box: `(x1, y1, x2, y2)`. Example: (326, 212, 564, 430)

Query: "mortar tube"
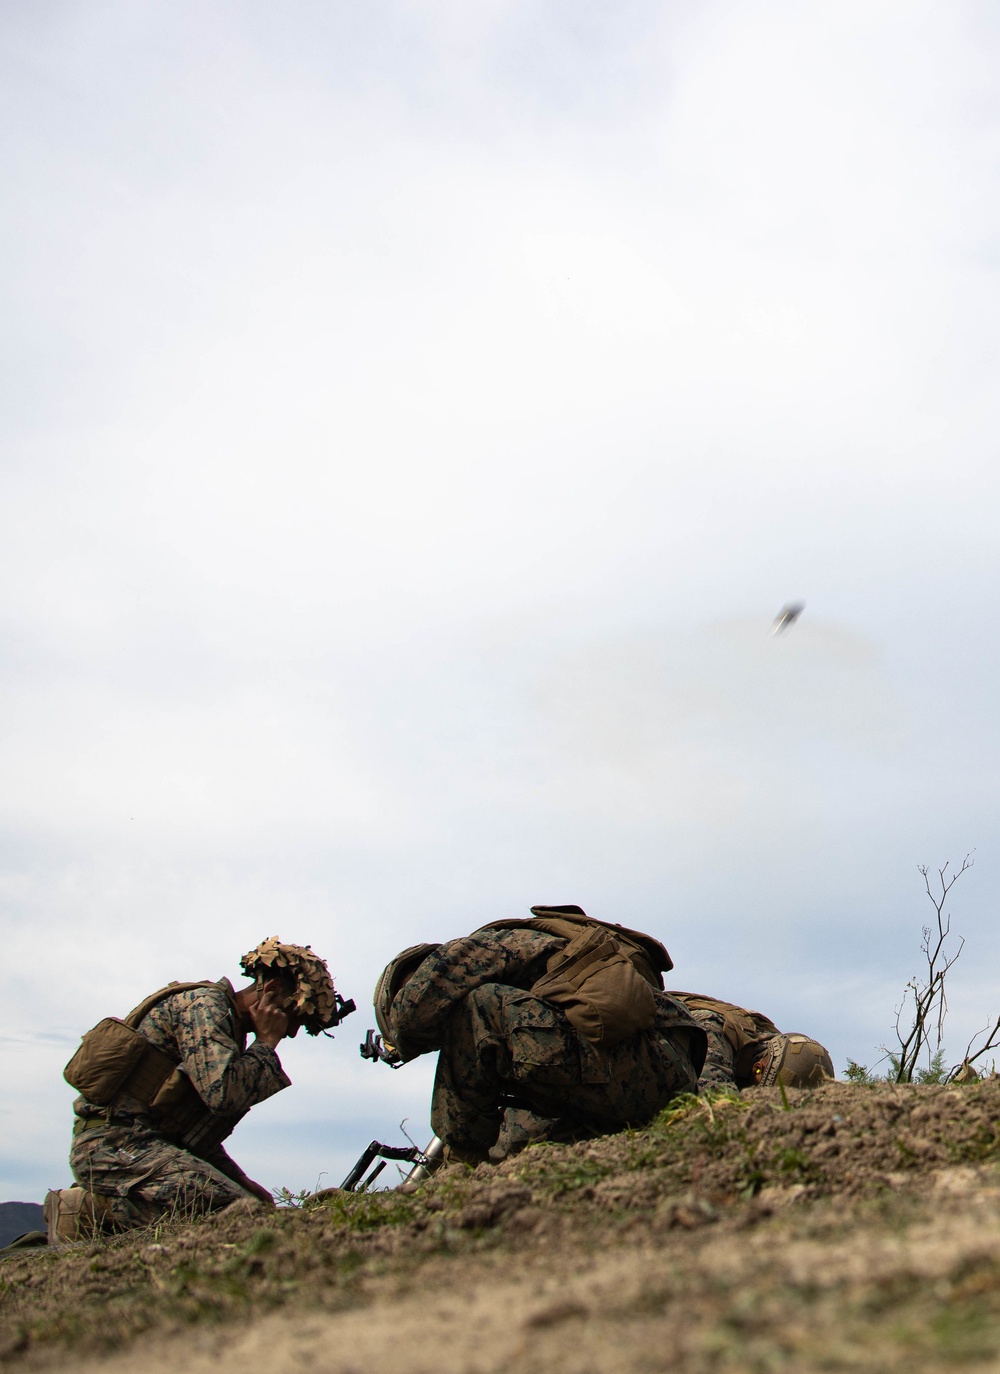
(397, 1135, 445, 1192)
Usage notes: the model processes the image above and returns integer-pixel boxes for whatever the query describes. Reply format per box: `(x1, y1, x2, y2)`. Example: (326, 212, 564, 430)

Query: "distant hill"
(0, 1201, 44, 1247)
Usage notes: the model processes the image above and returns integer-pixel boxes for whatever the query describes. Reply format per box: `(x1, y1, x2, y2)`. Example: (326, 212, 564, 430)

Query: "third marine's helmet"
(752, 1033, 835, 1089)
(373, 943, 440, 1040)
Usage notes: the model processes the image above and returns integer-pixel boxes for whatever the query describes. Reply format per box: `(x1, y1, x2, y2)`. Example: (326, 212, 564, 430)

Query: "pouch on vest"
(139, 1065, 242, 1151)
(148, 1068, 205, 1136)
(63, 1019, 152, 1105)
(530, 926, 657, 1047)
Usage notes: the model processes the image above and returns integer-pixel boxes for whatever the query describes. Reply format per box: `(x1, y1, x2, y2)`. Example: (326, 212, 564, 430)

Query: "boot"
(441, 1143, 492, 1168)
(44, 1187, 116, 1244)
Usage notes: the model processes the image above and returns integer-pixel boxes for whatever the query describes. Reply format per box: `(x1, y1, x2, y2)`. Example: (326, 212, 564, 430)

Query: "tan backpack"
(63, 981, 238, 1138)
(477, 906, 672, 1048)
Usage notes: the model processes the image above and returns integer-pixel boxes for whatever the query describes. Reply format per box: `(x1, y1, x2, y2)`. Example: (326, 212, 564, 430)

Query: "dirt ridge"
(5, 1081, 1000, 1372)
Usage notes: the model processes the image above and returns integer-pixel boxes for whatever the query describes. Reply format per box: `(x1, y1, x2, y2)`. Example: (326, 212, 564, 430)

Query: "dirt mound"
(5, 1082, 1000, 1372)
(503, 1078, 1000, 1208)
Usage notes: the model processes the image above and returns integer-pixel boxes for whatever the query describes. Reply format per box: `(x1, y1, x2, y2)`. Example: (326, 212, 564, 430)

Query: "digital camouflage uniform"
(70, 980, 289, 1226)
(390, 928, 706, 1158)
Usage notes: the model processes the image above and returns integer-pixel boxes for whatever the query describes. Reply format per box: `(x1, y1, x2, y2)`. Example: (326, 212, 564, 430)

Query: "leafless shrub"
(891, 854, 974, 1084)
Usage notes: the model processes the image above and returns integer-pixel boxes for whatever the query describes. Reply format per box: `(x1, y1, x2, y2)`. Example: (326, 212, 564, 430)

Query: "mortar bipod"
(341, 1140, 425, 1193)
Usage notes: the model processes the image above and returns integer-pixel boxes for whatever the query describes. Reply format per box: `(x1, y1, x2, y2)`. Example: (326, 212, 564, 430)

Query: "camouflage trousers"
(432, 983, 700, 1155)
(70, 1123, 252, 1229)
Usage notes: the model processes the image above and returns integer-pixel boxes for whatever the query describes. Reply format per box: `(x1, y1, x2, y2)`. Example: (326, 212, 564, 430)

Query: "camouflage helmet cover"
(240, 937, 338, 1037)
(753, 1033, 835, 1089)
(373, 943, 441, 1041)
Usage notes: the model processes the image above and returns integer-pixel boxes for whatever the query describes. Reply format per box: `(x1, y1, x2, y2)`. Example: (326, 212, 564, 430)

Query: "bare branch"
(894, 855, 974, 1082)
(962, 1013, 1000, 1069)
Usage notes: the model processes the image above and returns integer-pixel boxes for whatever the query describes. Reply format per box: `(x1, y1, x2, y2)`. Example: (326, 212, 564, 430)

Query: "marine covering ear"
(373, 943, 441, 1040)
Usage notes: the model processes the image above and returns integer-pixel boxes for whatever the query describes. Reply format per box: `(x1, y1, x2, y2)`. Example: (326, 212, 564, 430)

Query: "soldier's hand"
(251, 985, 291, 1048)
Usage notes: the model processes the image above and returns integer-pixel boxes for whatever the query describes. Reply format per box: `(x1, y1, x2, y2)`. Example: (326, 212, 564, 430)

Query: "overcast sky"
(2, 0, 1000, 1202)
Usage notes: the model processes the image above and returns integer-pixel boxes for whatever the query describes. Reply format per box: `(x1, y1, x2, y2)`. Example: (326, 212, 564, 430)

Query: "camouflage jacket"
(74, 978, 291, 1139)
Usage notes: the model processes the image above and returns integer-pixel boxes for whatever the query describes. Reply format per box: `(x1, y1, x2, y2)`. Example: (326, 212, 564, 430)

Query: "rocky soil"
(5, 1081, 1000, 1372)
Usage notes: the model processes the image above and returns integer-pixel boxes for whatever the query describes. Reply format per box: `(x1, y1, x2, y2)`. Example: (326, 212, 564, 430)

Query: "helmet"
(240, 938, 346, 1037)
(752, 1033, 835, 1089)
(373, 943, 440, 1040)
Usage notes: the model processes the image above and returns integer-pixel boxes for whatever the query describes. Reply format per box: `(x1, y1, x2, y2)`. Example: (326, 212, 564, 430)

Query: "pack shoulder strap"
(124, 980, 239, 1030)
(477, 906, 672, 989)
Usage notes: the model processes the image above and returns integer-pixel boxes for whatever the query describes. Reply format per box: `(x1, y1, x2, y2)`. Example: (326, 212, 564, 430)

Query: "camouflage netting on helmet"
(240, 938, 338, 1036)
